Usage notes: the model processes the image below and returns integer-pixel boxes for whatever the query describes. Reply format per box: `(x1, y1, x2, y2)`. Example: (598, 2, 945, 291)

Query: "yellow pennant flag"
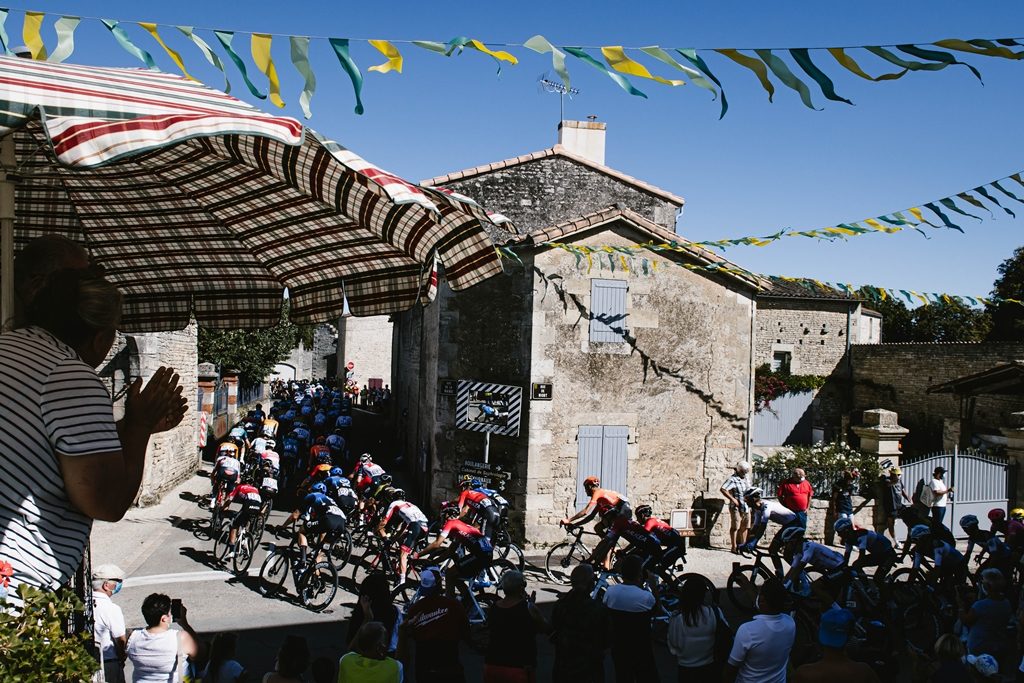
(467, 39, 518, 65)
(864, 218, 901, 233)
(23, 11, 47, 60)
(251, 33, 285, 108)
(908, 207, 925, 223)
(601, 46, 684, 86)
(139, 22, 194, 79)
(368, 39, 403, 73)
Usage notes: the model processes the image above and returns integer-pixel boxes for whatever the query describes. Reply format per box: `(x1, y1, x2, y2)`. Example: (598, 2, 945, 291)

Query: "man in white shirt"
(725, 578, 795, 683)
(92, 563, 127, 683)
(928, 466, 952, 525)
(603, 554, 657, 683)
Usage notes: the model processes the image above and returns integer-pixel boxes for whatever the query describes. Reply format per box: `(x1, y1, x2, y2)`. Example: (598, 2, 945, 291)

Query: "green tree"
(869, 297, 914, 342)
(987, 245, 1024, 341)
(197, 304, 315, 385)
(869, 296, 989, 342)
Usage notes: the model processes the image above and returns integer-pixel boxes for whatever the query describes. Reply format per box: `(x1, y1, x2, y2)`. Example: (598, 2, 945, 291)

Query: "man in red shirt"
(777, 468, 813, 528)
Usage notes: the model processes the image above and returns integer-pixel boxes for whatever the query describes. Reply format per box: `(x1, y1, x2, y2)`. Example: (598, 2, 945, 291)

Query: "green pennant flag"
(523, 35, 571, 90)
(754, 49, 819, 110)
(289, 36, 317, 119)
(897, 44, 983, 82)
(938, 197, 983, 222)
(676, 48, 728, 119)
(563, 46, 647, 98)
(716, 49, 774, 101)
(640, 46, 720, 97)
(48, 16, 80, 63)
(865, 46, 953, 74)
(412, 40, 448, 54)
(214, 30, 266, 99)
(328, 38, 365, 115)
(789, 48, 852, 105)
(924, 202, 964, 232)
(102, 19, 156, 68)
(973, 186, 1014, 218)
(0, 9, 9, 54)
(955, 191, 992, 216)
(177, 26, 231, 92)
(991, 180, 1024, 207)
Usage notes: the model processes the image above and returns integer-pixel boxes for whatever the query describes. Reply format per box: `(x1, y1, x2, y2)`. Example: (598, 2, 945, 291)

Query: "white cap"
(93, 564, 125, 581)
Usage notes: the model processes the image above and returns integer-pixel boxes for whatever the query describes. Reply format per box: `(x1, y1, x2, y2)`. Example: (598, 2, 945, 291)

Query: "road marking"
(124, 569, 253, 587)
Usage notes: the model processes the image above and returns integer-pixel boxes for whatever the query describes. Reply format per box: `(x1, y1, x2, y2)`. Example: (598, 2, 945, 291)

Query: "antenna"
(539, 76, 581, 121)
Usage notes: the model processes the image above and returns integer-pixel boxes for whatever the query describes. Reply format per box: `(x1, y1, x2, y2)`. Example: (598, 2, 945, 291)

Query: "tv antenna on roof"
(539, 74, 580, 121)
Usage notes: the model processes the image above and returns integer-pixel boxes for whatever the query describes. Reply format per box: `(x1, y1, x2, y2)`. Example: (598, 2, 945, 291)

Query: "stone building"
(393, 120, 767, 546)
(337, 314, 393, 388)
(272, 324, 338, 381)
(755, 280, 881, 376)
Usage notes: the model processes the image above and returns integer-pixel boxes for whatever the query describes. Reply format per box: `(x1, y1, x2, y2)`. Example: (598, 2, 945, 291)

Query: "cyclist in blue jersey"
(835, 518, 898, 582)
(296, 483, 346, 565)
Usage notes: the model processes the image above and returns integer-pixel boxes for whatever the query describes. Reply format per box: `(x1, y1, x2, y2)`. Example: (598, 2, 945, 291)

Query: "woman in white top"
(667, 576, 728, 682)
(929, 466, 952, 525)
(126, 594, 201, 683)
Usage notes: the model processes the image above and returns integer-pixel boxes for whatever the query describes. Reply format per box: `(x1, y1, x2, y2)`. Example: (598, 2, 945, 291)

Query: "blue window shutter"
(576, 426, 604, 507)
(589, 279, 628, 342)
(600, 426, 629, 498)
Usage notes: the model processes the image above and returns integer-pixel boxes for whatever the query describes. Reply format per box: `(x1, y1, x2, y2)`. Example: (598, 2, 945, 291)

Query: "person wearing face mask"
(126, 593, 200, 683)
(777, 468, 814, 528)
(93, 564, 128, 683)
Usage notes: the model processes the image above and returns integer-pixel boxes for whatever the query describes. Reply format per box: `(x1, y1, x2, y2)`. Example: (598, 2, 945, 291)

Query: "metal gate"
(895, 447, 1016, 539)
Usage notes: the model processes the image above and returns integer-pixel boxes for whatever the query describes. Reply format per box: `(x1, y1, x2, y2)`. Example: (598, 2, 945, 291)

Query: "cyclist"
(257, 459, 279, 509)
(351, 453, 386, 500)
(220, 481, 262, 560)
(907, 524, 966, 595)
(960, 515, 994, 563)
(324, 468, 358, 515)
(560, 476, 630, 567)
(475, 482, 511, 522)
(261, 415, 279, 439)
(312, 407, 328, 436)
(211, 447, 242, 508)
(308, 436, 332, 471)
(295, 482, 347, 566)
(741, 487, 801, 574)
(780, 526, 844, 604)
(458, 477, 501, 543)
(592, 514, 663, 573)
(250, 402, 267, 422)
(416, 502, 495, 590)
(326, 428, 347, 464)
(260, 448, 280, 477)
(635, 504, 686, 572)
(378, 489, 428, 583)
(835, 518, 898, 582)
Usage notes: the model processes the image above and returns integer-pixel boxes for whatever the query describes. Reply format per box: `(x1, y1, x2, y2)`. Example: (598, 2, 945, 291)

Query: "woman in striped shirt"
(1, 241, 185, 601)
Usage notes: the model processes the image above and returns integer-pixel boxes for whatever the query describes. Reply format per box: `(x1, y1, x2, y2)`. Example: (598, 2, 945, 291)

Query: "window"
(589, 279, 628, 343)
(576, 425, 629, 506)
(771, 350, 792, 373)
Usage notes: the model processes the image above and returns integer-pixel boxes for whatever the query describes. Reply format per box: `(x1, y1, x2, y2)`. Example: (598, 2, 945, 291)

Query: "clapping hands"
(125, 367, 187, 434)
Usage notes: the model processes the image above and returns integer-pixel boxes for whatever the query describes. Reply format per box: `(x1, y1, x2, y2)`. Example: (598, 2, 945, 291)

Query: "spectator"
(777, 468, 813, 528)
(310, 657, 336, 683)
(829, 470, 858, 525)
(201, 632, 246, 683)
(347, 572, 401, 656)
(126, 594, 200, 683)
(484, 570, 550, 682)
(9, 234, 89, 328)
(720, 462, 752, 554)
(880, 467, 911, 546)
(724, 578, 794, 683)
(961, 569, 1012, 658)
(92, 563, 128, 683)
(667, 575, 728, 682)
(263, 635, 309, 683)
(927, 467, 952, 525)
(551, 564, 608, 682)
(399, 567, 469, 682)
(338, 622, 403, 682)
(603, 554, 656, 683)
(792, 607, 880, 682)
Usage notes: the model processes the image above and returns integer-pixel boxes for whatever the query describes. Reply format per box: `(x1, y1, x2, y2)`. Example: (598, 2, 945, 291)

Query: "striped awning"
(1, 56, 505, 331)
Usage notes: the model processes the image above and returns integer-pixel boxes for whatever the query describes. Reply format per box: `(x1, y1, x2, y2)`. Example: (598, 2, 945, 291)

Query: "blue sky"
(24, 1, 1024, 299)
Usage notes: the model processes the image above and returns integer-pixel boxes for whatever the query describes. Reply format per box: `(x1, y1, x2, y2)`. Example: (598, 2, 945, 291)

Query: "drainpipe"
(0, 135, 16, 328)
(746, 296, 756, 458)
(845, 302, 854, 375)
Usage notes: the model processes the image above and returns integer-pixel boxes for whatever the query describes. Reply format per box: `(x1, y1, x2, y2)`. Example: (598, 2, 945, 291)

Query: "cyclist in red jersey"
(416, 502, 494, 588)
(635, 505, 686, 572)
(591, 515, 662, 570)
(457, 477, 501, 543)
(378, 489, 428, 583)
(561, 476, 631, 567)
(220, 482, 262, 560)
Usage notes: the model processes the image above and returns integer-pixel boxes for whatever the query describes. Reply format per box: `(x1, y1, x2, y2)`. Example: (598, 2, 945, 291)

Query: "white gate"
(895, 447, 1016, 539)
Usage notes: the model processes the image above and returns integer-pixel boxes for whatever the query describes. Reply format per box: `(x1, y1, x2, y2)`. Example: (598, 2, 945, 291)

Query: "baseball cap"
(93, 564, 125, 581)
(419, 567, 441, 591)
(967, 654, 998, 677)
(818, 607, 854, 648)
(934, 466, 947, 474)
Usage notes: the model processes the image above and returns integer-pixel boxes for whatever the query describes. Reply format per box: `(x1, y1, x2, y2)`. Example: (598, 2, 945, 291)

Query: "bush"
(0, 582, 98, 682)
(753, 441, 880, 500)
(754, 364, 826, 412)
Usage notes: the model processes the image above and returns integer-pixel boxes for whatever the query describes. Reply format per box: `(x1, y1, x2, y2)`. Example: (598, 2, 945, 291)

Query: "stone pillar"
(197, 363, 218, 416)
(1001, 412, 1024, 507)
(222, 369, 240, 425)
(851, 408, 909, 532)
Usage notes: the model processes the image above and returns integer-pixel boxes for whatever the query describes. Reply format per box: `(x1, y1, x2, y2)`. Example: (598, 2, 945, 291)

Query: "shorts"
(335, 493, 358, 513)
(401, 523, 427, 553)
(216, 468, 239, 487)
(305, 514, 346, 539)
(231, 505, 258, 529)
(729, 507, 750, 528)
(600, 501, 632, 526)
(454, 546, 492, 578)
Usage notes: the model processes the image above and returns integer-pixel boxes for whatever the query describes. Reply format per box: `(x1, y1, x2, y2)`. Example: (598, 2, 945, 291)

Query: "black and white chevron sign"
(455, 380, 523, 437)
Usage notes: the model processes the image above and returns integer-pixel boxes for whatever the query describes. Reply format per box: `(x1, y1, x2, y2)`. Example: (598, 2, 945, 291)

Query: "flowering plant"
(0, 583, 98, 681)
(0, 560, 11, 589)
(753, 441, 880, 500)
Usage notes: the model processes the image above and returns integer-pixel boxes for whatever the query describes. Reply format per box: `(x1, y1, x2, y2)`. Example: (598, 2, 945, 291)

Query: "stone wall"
(338, 315, 393, 387)
(440, 155, 679, 236)
(312, 325, 337, 380)
(850, 342, 1024, 454)
(755, 299, 860, 376)
(97, 324, 199, 506)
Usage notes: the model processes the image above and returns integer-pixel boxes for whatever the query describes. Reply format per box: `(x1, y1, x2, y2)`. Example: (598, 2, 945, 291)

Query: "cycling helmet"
(909, 524, 932, 542)
(310, 483, 328, 495)
(360, 453, 372, 463)
(635, 504, 653, 520)
(989, 508, 1007, 522)
(378, 474, 393, 486)
(329, 467, 344, 478)
(391, 488, 406, 502)
(959, 514, 980, 530)
(316, 453, 333, 465)
(779, 526, 805, 544)
(458, 477, 474, 490)
(742, 487, 763, 500)
(315, 463, 331, 473)
(1011, 508, 1024, 521)
(440, 501, 460, 518)
(315, 435, 326, 445)
(583, 476, 600, 488)
(265, 438, 276, 449)
(833, 518, 854, 535)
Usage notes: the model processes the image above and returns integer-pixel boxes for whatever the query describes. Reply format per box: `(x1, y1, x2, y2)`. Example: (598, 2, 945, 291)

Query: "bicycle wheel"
(299, 561, 338, 612)
(350, 546, 385, 583)
(327, 528, 353, 572)
(545, 540, 589, 584)
(497, 542, 525, 572)
(213, 524, 232, 564)
(258, 551, 288, 597)
(903, 603, 941, 654)
(726, 564, 772, 613)
(232, 531, 255, 575)
(888, 567, 926, 608)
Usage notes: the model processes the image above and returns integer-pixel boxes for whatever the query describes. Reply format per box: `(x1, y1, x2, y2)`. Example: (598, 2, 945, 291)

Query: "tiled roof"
(514, 205, 769, 291)
(421, 145, 685, 207)
(758, 277, 863, 302)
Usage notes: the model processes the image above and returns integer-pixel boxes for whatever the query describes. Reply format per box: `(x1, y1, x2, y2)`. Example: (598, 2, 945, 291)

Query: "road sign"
(531, 383, 553, 400)
(346, 361, 355, 370)
(440, 379, 457, 396)
(670, 508, 707, 533)
(458, 460, 511, 491)
(455, 381, 522, 437)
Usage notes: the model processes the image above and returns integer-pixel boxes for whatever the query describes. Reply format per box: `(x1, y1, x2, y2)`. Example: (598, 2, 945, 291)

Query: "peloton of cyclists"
(416, 501, 495, 592)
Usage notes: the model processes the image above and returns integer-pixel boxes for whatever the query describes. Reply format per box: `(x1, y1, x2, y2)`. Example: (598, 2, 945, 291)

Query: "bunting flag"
(4, 9, 1024, 118)
(496, 244, 1023, 308)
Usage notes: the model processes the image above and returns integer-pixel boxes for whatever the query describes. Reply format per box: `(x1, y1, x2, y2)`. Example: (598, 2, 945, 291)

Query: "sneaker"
(224, 551, 235, 560)
(472, 579, 492, 590)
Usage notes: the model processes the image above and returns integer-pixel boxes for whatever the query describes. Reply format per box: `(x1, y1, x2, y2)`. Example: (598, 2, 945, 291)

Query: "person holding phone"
(483, 570, 551, 682)
(126, 594, 201, 683)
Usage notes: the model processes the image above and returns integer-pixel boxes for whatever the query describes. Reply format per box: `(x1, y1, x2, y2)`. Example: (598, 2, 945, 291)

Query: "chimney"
(557, 117, 606, 165)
